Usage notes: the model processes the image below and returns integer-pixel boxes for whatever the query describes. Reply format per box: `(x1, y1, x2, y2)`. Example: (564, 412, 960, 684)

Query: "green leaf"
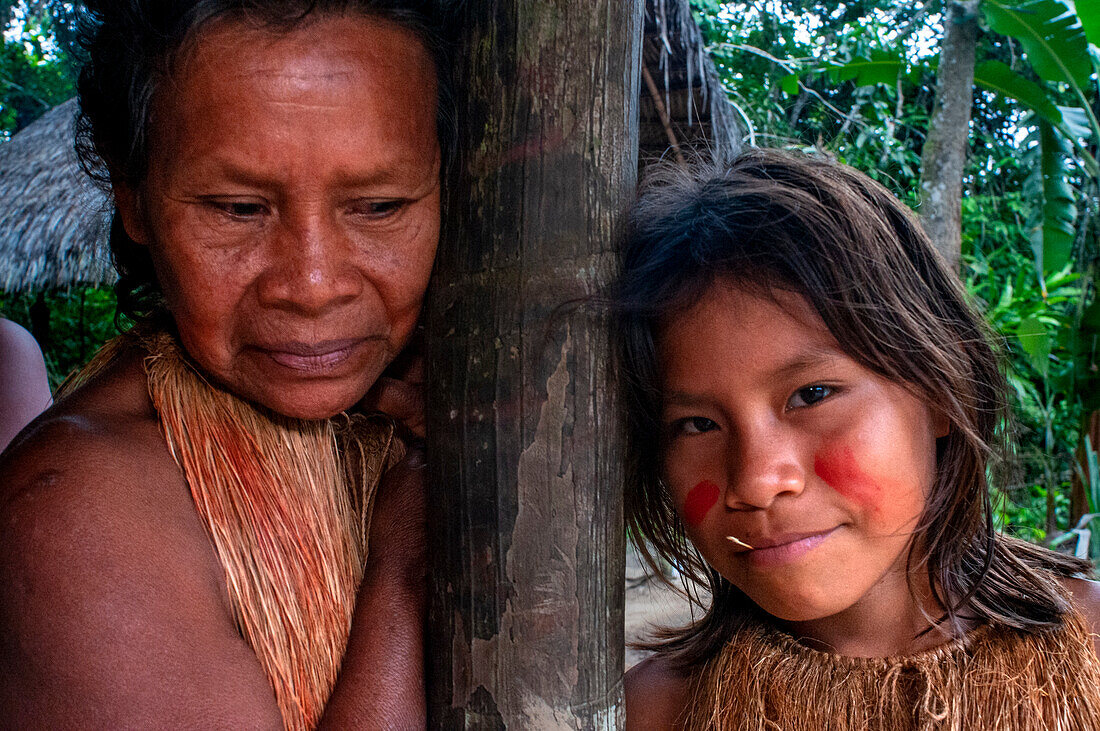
(1044, 269, 1081, 290)
(974, 60, 1062, 127)
(984, 0, 1092, 91)
(1057, 105, 1092, 141)
(825, 54, 905, 88)
(996, 279, 1016, 313)
(1070, 0, 1100, 47)
(1025, 119, 1077, 275)
(780, 72, 800, 96)
(1017, 316, 1052, 375)
(1075, 435, 1100, 514)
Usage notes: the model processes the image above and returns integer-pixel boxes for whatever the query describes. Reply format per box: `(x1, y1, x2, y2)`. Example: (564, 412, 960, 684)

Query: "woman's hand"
(366, 444, 428, 587)
(360, 344, 425, 439)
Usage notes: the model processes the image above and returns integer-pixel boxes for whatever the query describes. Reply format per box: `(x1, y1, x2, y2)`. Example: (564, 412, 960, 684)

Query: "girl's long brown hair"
(612, 148, 1092, 664)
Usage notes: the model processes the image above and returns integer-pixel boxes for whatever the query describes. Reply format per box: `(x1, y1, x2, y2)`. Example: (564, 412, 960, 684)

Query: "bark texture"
(918, 0, 980, 270)
(425, 3, 641, 727)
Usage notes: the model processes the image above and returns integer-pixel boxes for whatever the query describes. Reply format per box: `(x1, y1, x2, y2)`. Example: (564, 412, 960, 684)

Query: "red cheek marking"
(814, 446, 882, 509)
(683, 480, 720, 526)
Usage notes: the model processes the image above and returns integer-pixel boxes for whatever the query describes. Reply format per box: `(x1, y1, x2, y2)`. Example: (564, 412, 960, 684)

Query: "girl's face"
(657, 282, 946, 637)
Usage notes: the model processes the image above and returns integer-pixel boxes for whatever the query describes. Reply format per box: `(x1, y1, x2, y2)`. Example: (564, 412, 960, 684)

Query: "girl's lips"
(740, 527, 838, 567)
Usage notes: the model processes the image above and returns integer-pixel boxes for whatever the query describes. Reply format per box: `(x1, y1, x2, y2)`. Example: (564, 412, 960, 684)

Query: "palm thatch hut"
(0, 97, 112, 293)
(0, 0, 737, 296)
(641, 0, 743, 167)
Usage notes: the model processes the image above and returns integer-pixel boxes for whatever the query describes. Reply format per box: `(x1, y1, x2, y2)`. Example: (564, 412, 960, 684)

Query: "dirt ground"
(624, 548, 702, 670)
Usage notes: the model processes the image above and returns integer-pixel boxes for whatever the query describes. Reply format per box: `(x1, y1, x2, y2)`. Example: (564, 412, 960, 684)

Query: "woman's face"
(118, 14, 440, 419)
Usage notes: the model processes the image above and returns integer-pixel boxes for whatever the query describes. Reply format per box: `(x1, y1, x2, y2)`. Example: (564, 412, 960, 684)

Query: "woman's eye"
(350, 199, 406, 219)
(209, 201, 267, 219)
(674, 416, 719, 435)
(788, 385, 833, 409)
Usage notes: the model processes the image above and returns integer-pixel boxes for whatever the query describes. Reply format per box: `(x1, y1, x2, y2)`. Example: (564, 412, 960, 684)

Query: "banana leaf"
(1025, 119, 1078, 276)
(1070, 0, 1100, 47)
(984, 0, 1099, 138)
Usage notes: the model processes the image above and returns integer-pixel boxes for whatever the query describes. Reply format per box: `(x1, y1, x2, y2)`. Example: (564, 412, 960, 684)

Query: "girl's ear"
(113, 183, 152, 245)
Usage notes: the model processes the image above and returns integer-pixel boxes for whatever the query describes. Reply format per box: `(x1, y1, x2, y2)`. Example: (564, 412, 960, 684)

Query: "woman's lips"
(258, 339, 364, 375)
(737, 527, 838, 567)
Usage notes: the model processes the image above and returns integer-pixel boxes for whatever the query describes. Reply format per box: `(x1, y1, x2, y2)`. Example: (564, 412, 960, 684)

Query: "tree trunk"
(425, 3, 641, 727)
(918, 0, 980, 271)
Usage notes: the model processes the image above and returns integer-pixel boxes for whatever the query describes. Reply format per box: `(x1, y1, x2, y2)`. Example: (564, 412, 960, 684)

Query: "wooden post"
(426, 2, 642, 727)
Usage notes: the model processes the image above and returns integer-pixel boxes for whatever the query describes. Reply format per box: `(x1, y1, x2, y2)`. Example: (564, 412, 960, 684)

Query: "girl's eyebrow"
(767, 344, 846, 381)
(662, 345, 847, 408)
(663, 390, 713, 407)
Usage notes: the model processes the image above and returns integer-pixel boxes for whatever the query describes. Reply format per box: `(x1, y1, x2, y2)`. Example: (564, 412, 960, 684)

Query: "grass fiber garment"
(64, 331, 403, 730)
(682, 606, 1100, 730)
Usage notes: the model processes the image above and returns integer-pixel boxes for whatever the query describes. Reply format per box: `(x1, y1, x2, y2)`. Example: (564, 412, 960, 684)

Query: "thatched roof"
(0, 98, 113, 293)
(0, 4, 739, 293)
(641, 0, 743, 167)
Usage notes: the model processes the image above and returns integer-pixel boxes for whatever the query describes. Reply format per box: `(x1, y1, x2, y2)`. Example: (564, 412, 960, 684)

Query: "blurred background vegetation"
(0, 0, 1098, 554)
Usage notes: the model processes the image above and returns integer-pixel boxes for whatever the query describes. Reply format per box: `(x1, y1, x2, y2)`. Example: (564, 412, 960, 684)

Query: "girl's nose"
(257, 215, 362, 315)
(724, 425, 806, 510)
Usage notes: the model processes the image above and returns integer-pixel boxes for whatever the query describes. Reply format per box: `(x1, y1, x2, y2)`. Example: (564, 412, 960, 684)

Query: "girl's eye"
(788, 385, 833, 409)
(673, 416, 719, 435)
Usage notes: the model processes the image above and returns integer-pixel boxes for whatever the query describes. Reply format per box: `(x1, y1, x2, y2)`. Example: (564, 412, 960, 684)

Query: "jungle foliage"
(0, 1, 77, 137)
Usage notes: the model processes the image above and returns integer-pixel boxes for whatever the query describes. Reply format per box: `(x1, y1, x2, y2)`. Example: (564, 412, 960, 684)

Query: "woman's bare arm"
(320, 450, 427, 727)
(320, 360, 429, 726)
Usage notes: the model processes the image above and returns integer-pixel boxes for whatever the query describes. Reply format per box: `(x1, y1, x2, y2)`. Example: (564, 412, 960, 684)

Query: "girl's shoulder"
(625, 654, 692, 730)
(1062, 577, 1100, 658)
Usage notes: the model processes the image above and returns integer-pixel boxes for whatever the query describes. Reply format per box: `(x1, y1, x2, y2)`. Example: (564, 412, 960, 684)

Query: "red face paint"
(683, 480, 720, 526)
(814, 445, 882, 509)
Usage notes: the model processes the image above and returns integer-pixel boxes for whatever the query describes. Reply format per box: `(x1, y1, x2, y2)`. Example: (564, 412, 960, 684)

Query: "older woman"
(0, 1, 444, 727)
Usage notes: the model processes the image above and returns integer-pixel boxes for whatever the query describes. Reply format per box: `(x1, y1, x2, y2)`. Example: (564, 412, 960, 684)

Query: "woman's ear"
(113, 183, 152, 245)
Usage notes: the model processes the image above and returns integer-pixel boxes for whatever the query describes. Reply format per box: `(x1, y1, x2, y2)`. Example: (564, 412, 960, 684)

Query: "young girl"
(615, 149, 1100, 729)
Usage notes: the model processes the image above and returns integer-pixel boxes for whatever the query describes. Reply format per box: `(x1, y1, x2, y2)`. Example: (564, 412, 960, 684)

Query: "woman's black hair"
(613, 148, 1093, 665)
(75, 0, 454, 324)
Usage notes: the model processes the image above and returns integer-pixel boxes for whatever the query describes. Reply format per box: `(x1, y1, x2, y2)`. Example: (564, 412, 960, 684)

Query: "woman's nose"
(257, 214, 362, 315)
(724, 423, 806, 510)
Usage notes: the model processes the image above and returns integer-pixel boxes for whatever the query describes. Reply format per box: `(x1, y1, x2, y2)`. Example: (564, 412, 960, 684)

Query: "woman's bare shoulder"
(0, 352, 279, 726)
(0, 346, 215, 608)
(625, 654, 693, 730)
(0, 346, 165, 501)
(0, 347, 213, 626)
